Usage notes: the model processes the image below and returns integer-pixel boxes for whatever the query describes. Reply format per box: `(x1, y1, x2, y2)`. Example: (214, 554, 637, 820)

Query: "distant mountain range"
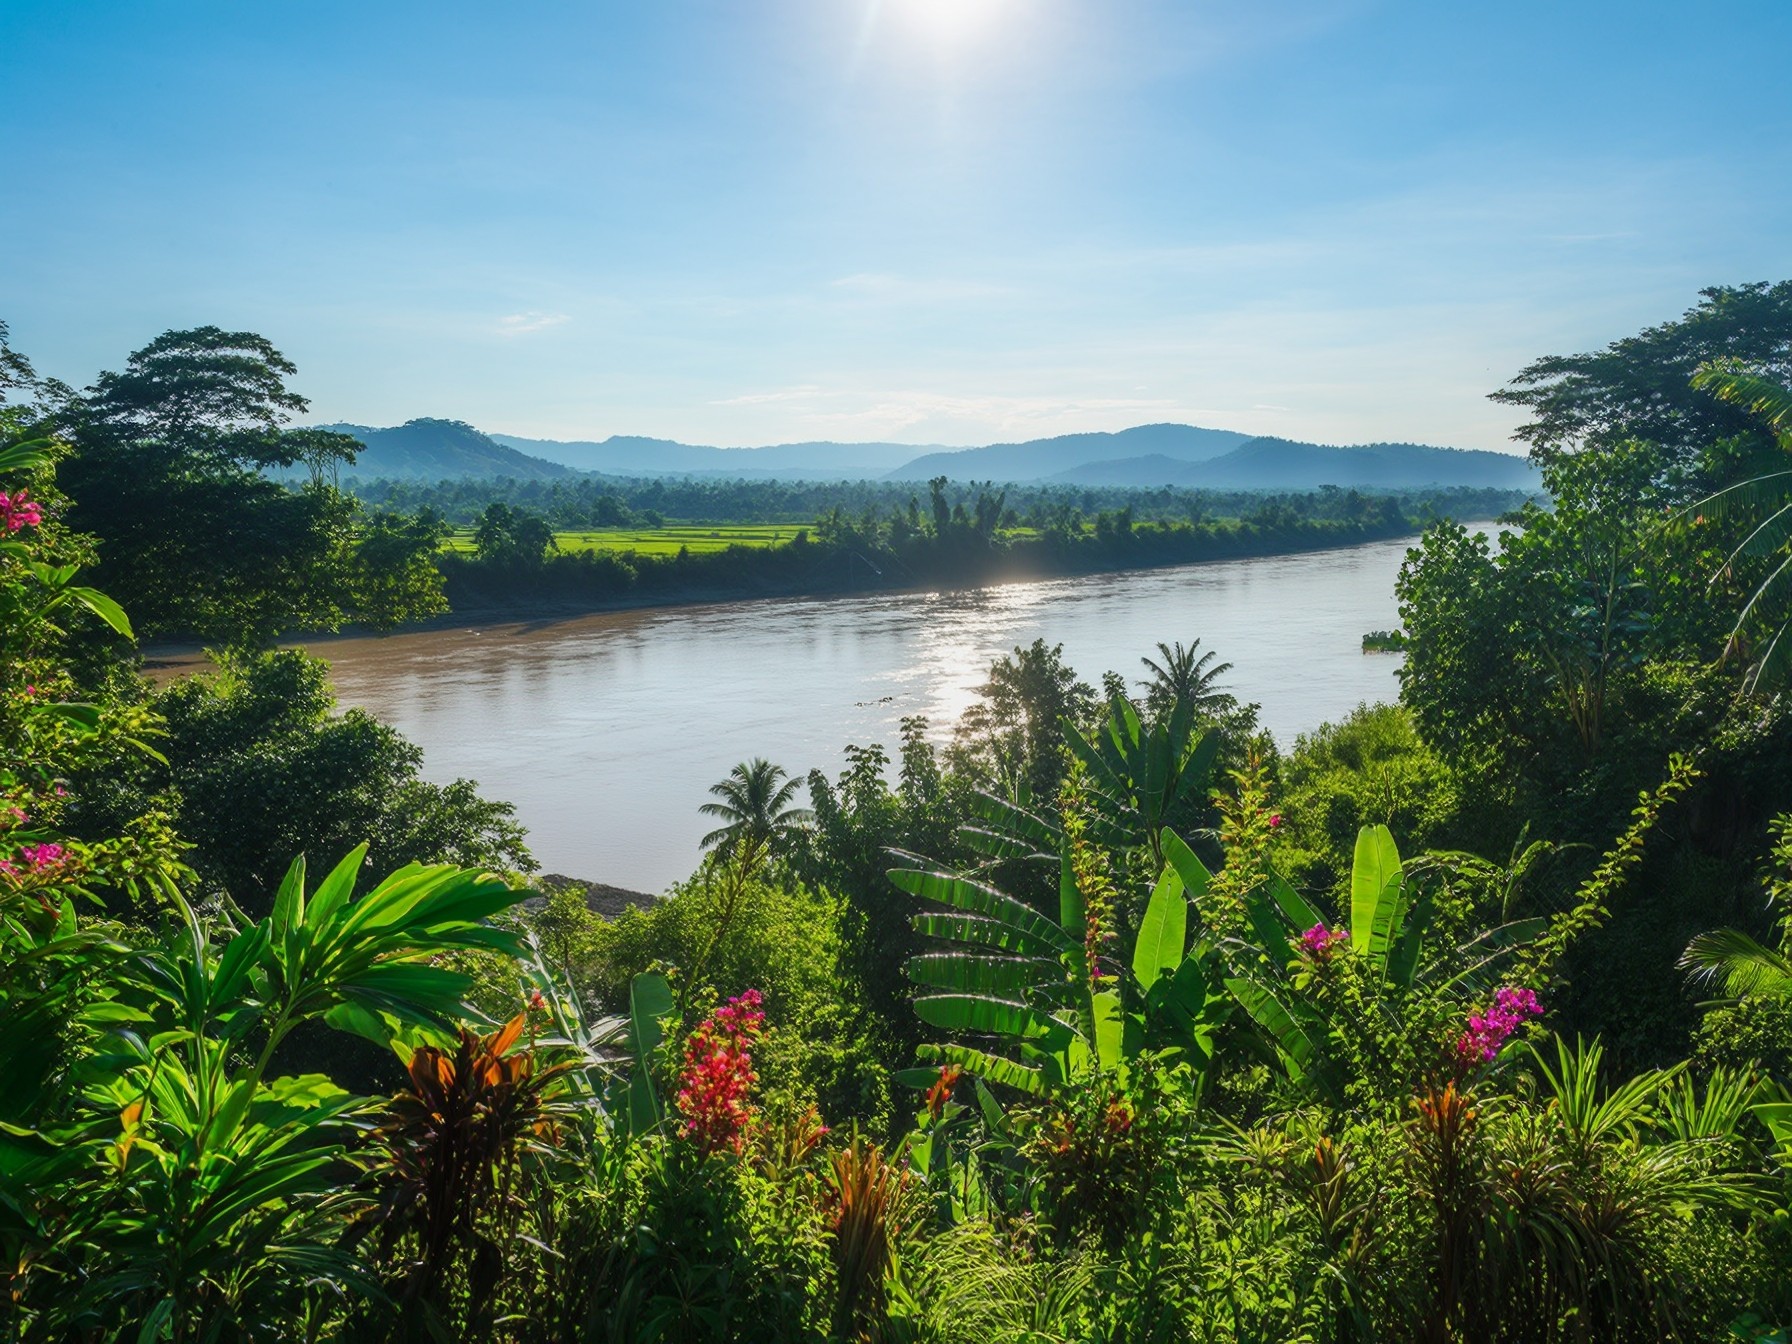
(490, 433, 928, 479)
(884, 423, 1254, 482)
(313, 418, 1539, 493)
(1049, 438, 1539, 491)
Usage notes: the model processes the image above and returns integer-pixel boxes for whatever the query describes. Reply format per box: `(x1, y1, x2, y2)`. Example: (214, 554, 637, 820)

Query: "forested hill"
(317, 419, 573, 480)
(1052, 438, 1540, 490)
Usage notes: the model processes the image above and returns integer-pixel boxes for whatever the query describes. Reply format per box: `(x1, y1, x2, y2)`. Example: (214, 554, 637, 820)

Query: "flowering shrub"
(675, 989, 766, 1155)
(1454, 986, 1543, 1066)
(0, 488, 42, 532)
(1300, 923, 1348, 960)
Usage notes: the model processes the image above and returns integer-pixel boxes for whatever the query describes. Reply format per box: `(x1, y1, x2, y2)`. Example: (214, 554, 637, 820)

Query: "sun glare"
(892, 0, 1014, 50)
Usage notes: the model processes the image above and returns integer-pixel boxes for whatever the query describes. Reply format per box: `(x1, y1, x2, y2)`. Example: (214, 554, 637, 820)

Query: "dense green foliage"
(4, 286, 1792, 1342)
(1, 325, 446, 646)
(351, 471, 1530, 533)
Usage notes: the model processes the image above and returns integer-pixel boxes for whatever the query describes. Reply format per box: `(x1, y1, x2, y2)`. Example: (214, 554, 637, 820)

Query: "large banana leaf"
(1131, 864, 1187, 991)
(627, 972, 675, 1135)
(915, 1043, 1044, 1096)
(912, 994, 1070, 1044)
(1349, 825, 1407, 971)
(907, 952, 1059, 997)
(911, 911, 1062, 957)
(1227, 976, 1339, 1104)
(889, 866, 1076, 955)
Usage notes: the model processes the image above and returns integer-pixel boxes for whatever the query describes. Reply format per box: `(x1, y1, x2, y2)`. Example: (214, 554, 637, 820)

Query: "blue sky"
(3, 0, 1789, 451)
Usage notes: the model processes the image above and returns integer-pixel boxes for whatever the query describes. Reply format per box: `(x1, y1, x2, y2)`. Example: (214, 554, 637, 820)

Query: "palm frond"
(1680, 927, 1792, 999)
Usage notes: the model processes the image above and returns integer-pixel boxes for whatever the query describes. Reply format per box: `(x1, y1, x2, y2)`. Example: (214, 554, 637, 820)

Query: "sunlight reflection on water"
(293, 534, 1439, 892)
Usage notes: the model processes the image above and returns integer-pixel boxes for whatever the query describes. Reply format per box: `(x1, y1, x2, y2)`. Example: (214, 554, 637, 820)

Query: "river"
(214, 532, 1432, 892)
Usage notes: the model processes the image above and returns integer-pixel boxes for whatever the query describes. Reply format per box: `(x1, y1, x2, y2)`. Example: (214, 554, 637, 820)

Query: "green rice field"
(442, 524, 800, 557)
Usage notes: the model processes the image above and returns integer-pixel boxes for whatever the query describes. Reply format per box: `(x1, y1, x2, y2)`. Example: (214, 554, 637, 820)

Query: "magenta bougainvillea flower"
(675, 989, 766, 1155)
(1455, 986, 1543, 1065)
(1300, 923, 1348, 959)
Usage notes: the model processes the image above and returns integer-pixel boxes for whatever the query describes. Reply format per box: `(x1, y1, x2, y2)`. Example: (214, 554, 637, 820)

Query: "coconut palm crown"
(1138, 638, 1234, 719)
(698, 757, 812, 861)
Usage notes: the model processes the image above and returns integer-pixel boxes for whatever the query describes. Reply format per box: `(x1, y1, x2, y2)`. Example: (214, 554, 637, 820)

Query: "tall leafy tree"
(60, 327, 365, 645)
(952, 639, 1096, 804)
(1490, 280, 1792, 476)
(1682, 362, 1792, 688)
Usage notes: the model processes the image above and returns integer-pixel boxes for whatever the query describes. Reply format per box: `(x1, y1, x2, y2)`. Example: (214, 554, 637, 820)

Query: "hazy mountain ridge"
(310, 418, 1538, 492)
(490, 433, 931, 478)
(1050, 438, 1540, 490)
(882, 423, 1255, 482)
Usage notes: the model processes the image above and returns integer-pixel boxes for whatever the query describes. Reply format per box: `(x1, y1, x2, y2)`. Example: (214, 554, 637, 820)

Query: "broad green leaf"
(913, 994, 1063, 1041)
(1350, 824, 1405, 967)
(889, 867, 1075, 955)
(907, 952, 1057, 997)
(63, 585, 132, 637)
(1161, 829, 1213, 910)
(1267, 869, 1323, 932)
(1091, 990, 1123, 1073)
(627, 972, 674, 1134)
(916, 1043, 1044, 1096)
(1131, 864, 1186, 991)
(911, 912, 1060, 957)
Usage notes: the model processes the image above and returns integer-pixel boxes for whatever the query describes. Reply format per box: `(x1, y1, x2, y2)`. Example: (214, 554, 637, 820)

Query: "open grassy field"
(443, 524, 802, 557)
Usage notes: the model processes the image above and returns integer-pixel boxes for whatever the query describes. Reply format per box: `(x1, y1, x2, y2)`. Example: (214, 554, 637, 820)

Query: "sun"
(890, 0, 1014, 50)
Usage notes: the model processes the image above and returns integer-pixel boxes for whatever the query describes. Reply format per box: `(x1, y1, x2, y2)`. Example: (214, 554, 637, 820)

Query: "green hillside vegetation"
(4, 284, 1792, 1341)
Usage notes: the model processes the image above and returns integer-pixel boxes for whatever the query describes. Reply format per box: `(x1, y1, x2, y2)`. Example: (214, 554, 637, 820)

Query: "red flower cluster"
(0, 490, 42, 533)
(675, 989, 765, 1155)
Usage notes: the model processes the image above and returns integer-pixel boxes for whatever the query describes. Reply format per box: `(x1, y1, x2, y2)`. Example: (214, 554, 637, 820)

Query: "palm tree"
(1686, 362, 1792, 689)
(1138, 639, 1233, 718)
(698, 758, 811, 863)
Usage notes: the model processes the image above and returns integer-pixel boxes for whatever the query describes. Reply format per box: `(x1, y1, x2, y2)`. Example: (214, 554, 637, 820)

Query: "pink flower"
(1300, 923, 1348, 960)
(1268, 813, 1283, 829)
(18, 843, 64, 870)
(0, 842, 66, 883)
(0, 490, 42, 533)
(1454, 986, 1544, 1065)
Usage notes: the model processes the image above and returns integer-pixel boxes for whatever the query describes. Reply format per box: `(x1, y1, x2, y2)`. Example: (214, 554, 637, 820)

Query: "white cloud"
(496, 311, 570, 337)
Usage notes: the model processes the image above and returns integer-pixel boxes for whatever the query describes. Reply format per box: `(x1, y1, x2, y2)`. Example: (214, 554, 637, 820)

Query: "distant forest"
(346, 472, 1536, 530)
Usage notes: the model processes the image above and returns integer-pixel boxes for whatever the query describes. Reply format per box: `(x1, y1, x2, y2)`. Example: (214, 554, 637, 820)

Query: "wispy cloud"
(496, 311, 570, 337)
(827, 271, 1010, 303)
(711, 384, 826, 406)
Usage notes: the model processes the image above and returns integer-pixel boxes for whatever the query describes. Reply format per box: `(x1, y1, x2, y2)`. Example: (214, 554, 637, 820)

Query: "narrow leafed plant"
(361, 1012, 571, 1329)
(825, 1135, 909, 1344)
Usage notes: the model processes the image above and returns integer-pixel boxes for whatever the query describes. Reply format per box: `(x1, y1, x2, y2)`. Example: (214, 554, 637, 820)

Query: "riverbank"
(145, 513, 1439, 668)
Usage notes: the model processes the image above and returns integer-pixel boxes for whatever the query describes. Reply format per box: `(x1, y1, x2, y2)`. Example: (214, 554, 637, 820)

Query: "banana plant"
(1213, 825, 1543, 1104)
(1063, 690, 1220, 869)
(890, 826, 1229, 1099)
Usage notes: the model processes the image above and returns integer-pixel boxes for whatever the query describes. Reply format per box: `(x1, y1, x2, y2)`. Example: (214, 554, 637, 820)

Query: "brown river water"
(155, 533, 1443, 892)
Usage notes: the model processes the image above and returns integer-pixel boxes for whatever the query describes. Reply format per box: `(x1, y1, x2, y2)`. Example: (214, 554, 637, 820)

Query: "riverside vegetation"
(3, 282, 1792, 1342)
